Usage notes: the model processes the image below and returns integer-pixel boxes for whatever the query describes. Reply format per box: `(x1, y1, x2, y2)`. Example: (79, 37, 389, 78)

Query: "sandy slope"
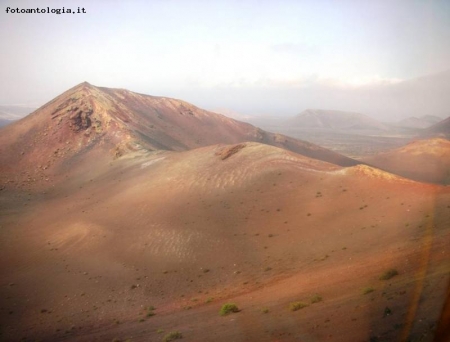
(1, 143, 449, 341)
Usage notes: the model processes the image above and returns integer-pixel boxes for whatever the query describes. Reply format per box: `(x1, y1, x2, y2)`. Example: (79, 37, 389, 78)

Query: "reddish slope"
(364, 138, 450, 184)
(0, 142, 448, 342)
(0, 82, 358, 189)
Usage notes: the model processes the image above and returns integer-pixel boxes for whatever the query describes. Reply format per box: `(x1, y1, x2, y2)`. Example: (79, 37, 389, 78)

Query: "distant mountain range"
(423, 116, 450, 138)
(0, 105, 36, 127)
(393, 115, 442, 129)
(285, 109, 390, 131)
(283, 109, 447, 133)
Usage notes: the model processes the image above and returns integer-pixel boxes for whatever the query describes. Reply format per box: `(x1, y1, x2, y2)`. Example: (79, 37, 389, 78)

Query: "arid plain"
(1, 83, 449, 342)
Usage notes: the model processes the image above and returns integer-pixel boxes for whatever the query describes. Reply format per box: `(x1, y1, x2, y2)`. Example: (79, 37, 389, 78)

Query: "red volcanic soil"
(364, 138, 450, 185)
(0, 82, 358, 192)
(1, 142, 449, 342)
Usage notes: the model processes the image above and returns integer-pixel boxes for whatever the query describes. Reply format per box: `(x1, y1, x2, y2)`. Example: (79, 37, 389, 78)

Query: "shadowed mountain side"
(0, 142, 448, 342)
(422, 116, 450, 138)
(0, 82, 359, 190)
(363, 138, 450, 185)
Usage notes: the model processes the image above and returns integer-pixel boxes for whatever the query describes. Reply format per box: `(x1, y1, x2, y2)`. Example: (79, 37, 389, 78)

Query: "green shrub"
(219, 303, 239, 316)
(163, 331, 182, 341)
(289, 301, 308, 311)
(146, 306, 156, 317)
(310, 294, 322, 303)
(362, 287, 374, 295)
(379, 269, 398, 280)
(262, 307, 269, 314)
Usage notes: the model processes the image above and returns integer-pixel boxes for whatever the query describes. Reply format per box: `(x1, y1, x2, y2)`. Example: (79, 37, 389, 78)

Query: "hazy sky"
(1, 0, 450, 120)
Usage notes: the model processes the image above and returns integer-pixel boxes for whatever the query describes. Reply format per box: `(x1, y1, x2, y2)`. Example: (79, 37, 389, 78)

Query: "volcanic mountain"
(285, 109, 390, 131)
(1, 83, 449, 342)
(0, 82, 358, 189)
(363, 138, 450, 184)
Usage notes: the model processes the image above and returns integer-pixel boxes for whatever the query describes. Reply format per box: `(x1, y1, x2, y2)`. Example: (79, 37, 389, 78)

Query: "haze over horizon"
(1, 0, 450, 120)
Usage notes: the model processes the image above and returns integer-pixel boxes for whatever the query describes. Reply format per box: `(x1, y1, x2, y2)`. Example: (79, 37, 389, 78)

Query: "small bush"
(163, 331, 183, 341)
(310, 294, 322, 303)
(146, 306, 156, 317)
(262, 307, 269, 314)
(219, 303, 239, 316)
(362, 287, 374, 295)
(289, 301, 308, 311)
(379, 269, 398, 280)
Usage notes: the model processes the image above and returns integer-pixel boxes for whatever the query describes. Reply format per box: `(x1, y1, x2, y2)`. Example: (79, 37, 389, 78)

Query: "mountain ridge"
(0, 82, 360, 190)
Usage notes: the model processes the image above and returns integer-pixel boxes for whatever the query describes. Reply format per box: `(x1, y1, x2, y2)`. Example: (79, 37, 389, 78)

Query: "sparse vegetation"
(379, 269, 399, 280)
(146, 306, 156, 317)
(289, 301, 308, 311)
(362, 287, 375, 295)
(157, 329, 164, 334)
(310, 294, 322, 303)
(163, 331, 183, 341)
(205, 297, 214, 303)
(220, 303, 239, 316)
(262, 307, 269, 314)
